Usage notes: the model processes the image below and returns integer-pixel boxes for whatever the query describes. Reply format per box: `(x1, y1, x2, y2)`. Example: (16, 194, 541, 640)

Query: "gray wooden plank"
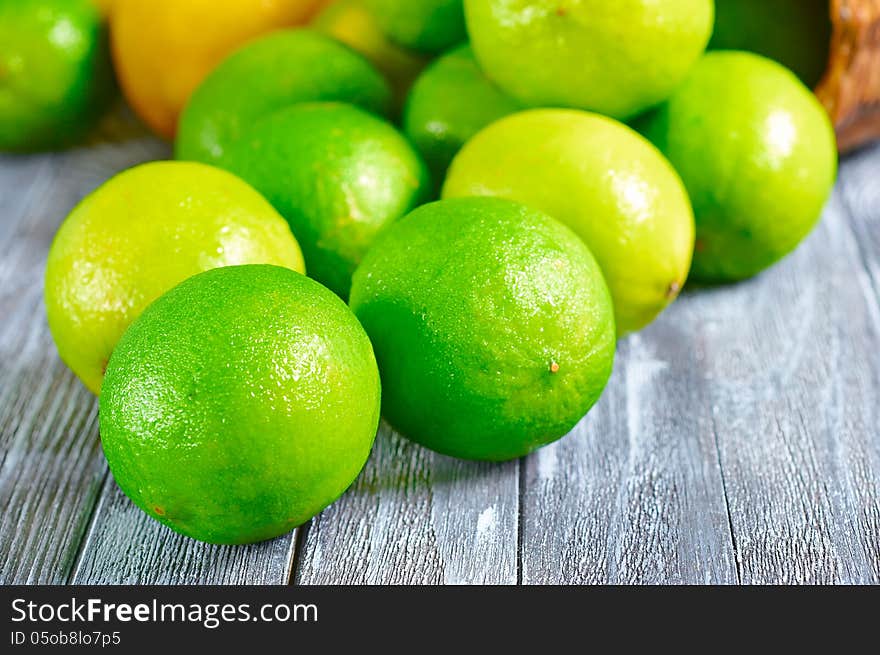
(0, 139, 166, 583)
(838, 142, 880, 305)
(295, 422, 518, 585)
(691, 187, 880, 584)
(0, 156, 58, 248)
(521, 323, 739, 584)
(71, 478, 296, 585)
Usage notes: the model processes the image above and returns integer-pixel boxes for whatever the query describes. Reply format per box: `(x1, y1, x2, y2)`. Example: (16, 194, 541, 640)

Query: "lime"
(443, 109, 694, 335)
(463, 0, 714, 120)
(637, 51, 838, 282)
(403, 44, 521, 188)
(175, 29, 391, 166)
(710, 0, 831, 87)
(45, 161, 305, 394)
(100, 265, 380, 545)
(225, 102, 429, 298)
(365, 0, 466, 54)
(349, 197, 616, 462)
(311, 0, 430, 115)
(0, 0, 115, 151)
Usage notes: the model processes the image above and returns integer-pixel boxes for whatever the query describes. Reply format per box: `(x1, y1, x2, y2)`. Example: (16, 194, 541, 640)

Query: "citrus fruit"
(710, 0, 831, 87)
(464, 0, 714, 120)
(175, 29, 391, 166)
(225, 102, 429, 298)
(0, 0, 115, 152)
(110, 0, 325, 139)
(403, 44, 521, 188)
(45, 161, 305, 395)
(364, 0, 467, 54)
(349, 197, 616, 462)
(100, 264, 380, 545)
(311, 0, 429, 114)
(637, 51, 838, 282)
(443, 109, 694, 335)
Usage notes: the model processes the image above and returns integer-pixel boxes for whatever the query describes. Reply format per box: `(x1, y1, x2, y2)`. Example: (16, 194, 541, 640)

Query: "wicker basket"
(817, 0, 880, 151)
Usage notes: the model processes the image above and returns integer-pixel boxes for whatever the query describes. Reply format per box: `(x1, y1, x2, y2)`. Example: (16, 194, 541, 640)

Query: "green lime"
(349, 197, 616, 462)
(100, 265, 380, 545)
(225, 102, 429, 298)
(710, 0, 831, 87)
(365, 0, 466, 54)
(443, 109, 694, 335)
(403, 44, 521, 189)
(45, 161, 305, 395)
(0, 0, 115, 152)
(463, 0, 714, 120)
(311, 0, 430, 115)
(637, 51, 838, 282)
(175, 29, 391, 166)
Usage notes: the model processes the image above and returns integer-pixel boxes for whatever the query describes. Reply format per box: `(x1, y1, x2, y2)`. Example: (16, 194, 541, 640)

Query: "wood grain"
(72, 479, 296, 585)
(838, 142, 880, 304)
(520, 158, 880, 584)
(295, 422, 518, 585)
(520, 320, 739, 584)
(691, 187, 879, 583)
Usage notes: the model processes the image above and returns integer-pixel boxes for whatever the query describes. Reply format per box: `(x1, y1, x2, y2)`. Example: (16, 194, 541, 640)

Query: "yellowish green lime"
(444, 109, 694, 334)
(464, 0, 713, 120)
(45, 161, 304, 394)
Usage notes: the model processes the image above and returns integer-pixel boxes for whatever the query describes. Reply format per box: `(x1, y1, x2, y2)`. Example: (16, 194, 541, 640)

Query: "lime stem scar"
(666, 280, 682, 299)
(550, 361, 560, 373)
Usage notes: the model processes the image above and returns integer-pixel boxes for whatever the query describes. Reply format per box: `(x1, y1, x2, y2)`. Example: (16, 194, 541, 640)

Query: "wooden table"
(1, 133, 878, 586)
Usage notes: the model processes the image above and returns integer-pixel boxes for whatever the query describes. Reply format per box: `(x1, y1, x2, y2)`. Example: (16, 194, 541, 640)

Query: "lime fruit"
(100, 265, 380, 545)
(0, 0, 115, 152)
(349, 197, 616, 461)
(403, 44, 521, 188)
(312, 0, 430, 114)
(710, 0, 831, 87)
(45, 161, 305, 395)
(225, 102, 429, 298)
(463, 0, 714, 120)
(443, 109, 694, 335)
(637, 51, 838, 282)
(365, 0, 466, 54)
(175, 29, 391, 166)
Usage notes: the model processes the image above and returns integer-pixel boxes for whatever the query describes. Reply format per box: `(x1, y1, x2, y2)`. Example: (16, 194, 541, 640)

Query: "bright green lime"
(175, 29, 391, 166)
(443, 109, 695, 335)
(403, 44, 521, 188)
(225, 102, 429, 298)
(0, 0, 115, 151)
(45, 161, 305, 394)
(638, 51, 838, 282)
(100, 265, 380, 545)
(365, 0, 466, 54)
(710, 0, 831, 87)
(350, 197, 616, 462)
(464, 0, 714, 120)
